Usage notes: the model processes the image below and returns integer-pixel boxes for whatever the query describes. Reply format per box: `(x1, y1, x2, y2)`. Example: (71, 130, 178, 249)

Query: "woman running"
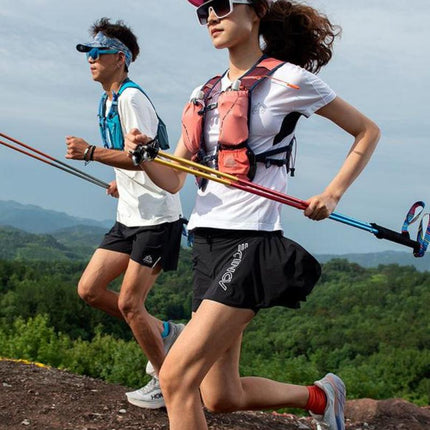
(125, 1, 380, 429)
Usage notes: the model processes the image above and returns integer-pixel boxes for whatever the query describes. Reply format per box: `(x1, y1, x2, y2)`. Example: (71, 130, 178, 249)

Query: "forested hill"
(0, 226, 105, 261)
(1, 224, 429, 271)
(2, 199, 429, 269)
(0, 257, 429, 405)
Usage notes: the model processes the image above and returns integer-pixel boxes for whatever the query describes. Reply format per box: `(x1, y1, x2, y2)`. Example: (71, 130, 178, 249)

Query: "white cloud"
(1, 0, 429, 254)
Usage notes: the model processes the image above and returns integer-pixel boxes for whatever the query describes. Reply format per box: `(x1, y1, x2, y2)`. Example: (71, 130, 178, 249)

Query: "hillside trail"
(1, 359, 430, 430)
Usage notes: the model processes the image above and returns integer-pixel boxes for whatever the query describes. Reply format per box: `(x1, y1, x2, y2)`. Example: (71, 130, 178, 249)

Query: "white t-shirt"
(187, 62, 336, 232)
(104, 87, 182, 227)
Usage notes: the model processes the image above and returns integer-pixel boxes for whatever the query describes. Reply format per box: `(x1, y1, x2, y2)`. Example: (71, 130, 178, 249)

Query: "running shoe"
(145, 322, 185, 376)
(125, 377, 164, 409)
(310, 373, 346, 430)
(127, 322, 185, 409)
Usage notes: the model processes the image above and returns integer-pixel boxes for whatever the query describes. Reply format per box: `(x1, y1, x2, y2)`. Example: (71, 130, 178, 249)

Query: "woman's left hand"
(304, 192, 339, 220)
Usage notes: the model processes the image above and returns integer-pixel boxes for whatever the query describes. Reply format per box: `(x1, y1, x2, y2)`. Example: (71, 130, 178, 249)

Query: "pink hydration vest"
(181, 56, 301, 187)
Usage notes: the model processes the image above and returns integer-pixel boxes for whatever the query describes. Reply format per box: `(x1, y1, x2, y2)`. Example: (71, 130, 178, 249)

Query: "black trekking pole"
(0, 132, 109, 189)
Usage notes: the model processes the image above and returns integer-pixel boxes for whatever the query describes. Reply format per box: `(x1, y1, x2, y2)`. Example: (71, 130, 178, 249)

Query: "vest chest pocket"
(217, 90, 256, 180)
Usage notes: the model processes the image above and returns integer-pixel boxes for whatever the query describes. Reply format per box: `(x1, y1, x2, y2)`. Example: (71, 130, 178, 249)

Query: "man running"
(65, 17, 185, 409)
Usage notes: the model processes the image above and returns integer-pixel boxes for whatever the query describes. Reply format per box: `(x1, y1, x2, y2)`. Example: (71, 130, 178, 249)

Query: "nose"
(207, 6, 220, 25)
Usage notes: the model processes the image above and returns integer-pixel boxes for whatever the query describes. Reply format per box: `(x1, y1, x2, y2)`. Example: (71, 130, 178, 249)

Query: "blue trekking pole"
(328, 204, 428, 257)
(153, 150, 430, 258)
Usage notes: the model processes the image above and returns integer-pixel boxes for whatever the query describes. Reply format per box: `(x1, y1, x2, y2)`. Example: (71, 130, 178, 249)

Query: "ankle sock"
(161, 321, 170, 338)
(306, 385, 327, 415)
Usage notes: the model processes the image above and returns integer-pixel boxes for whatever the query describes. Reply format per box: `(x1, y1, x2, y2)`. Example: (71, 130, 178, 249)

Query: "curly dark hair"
(253, 0, 341, 73)
(90, 17, 140, 63)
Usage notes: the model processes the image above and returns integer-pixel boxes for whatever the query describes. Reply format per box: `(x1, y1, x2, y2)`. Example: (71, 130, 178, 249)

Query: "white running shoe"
(127, 322, 186, 409)
(126, 377, 164, 409)
(310, 373, 346, 430)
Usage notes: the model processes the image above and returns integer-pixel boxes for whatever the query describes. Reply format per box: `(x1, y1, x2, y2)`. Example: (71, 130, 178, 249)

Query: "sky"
(0, 0, 429, 255)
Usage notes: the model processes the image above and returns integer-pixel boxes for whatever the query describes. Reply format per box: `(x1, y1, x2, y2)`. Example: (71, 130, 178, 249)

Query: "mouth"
(210, 27, 223, 37)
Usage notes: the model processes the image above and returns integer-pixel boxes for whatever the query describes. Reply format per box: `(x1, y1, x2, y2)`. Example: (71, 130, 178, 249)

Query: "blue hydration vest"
(98, 78, 169, 150)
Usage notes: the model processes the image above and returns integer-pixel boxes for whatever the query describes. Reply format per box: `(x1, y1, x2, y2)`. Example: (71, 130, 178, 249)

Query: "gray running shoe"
(145, 322, 185, 376)
(127, 322, 185, 409)
(125, 377, 164, 409)
(310, 373, 346, 430)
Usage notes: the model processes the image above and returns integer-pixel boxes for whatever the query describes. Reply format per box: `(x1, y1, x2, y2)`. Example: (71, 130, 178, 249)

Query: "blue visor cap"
(76, 32, 132, 67)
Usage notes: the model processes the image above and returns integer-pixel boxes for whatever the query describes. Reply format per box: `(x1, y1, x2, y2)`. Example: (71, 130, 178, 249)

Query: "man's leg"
(79, 239, 184, 409)
(77, 248, 129, 318)
(117, 259, 165, 371)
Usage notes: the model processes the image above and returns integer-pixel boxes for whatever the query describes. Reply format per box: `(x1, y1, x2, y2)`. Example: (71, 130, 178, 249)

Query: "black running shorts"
(191, 228, 321, 313)
(99, 219, 184, 271)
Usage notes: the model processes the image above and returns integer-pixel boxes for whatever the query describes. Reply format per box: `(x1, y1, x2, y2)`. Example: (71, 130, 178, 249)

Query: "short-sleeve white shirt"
(187, 62, 335, 232)
(105, 87, 182, 227)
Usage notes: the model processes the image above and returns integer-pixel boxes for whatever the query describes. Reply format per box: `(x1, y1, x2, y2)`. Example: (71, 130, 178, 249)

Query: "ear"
(253, 2, 269, 19)
(118, 51, 126, 68)
(250, 6, 262, 25)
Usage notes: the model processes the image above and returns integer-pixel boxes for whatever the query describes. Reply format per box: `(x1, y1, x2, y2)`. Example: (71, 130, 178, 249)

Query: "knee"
(117, 293, 141, 323)
(77, 279, 98, 306)
(158, 363, 181, 398)
(202, 395, 240, 414)
(159, 361, 193, 403)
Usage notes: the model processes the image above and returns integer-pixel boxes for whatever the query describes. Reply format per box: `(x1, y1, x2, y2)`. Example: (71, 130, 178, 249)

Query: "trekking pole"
(0, 132, 109, 189)
(153, 150, 426, 257)
(0, 137, 109, 189)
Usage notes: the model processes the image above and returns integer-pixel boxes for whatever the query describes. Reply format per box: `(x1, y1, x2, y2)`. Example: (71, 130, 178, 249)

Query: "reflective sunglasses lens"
(196, 2, 212, 25)
(86, 48, 119, 60)
(213, 0, 232, 18)
(86, 48, 100, 61)
(197, 0, 232, 25)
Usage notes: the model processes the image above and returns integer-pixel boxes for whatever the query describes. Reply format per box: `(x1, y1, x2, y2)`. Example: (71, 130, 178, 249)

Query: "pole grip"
(371, 223, 420, 254)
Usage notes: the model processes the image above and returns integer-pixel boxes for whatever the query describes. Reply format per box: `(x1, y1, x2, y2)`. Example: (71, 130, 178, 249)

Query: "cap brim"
(188, 0, 204, 6)
(76, 42, 103, 52)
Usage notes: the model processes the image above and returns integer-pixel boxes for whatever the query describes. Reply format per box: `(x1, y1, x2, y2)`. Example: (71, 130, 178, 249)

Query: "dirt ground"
(1, 359, 430, 430)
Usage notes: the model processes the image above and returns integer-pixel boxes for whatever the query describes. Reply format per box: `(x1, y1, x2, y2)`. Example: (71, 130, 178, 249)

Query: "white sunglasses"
(196, 0, 253, 25)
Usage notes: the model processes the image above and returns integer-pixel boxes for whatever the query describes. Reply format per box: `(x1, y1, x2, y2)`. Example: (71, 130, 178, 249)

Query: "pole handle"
(371, 223, 420, 254)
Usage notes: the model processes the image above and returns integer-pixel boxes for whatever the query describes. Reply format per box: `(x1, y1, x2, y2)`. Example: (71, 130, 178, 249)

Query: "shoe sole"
(126, 396, 166, 409)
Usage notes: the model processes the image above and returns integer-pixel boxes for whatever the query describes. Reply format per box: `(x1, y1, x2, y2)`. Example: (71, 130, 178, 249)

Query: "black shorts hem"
(98, 219, 183, 271)
(192, 298, 258, 314)
(192, 229, 321, 312)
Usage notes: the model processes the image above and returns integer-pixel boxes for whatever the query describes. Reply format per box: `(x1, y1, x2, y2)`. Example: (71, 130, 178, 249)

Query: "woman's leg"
(158, 299, 255, 430)
(159, 299, 314, 430)
(200, 336, 309, 413)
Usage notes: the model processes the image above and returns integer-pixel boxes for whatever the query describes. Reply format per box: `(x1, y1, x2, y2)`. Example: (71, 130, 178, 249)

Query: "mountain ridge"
(0, 200, 111, 234)
(1, 200, 428, 270)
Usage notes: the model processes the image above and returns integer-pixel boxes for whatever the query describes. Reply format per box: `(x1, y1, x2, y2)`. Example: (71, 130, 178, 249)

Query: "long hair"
(254, 0, 341, 73)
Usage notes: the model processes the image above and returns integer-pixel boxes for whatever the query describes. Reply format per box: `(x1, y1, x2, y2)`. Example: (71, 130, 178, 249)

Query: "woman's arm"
(125, 129, 190, 193)
(304, 96, 381, 220)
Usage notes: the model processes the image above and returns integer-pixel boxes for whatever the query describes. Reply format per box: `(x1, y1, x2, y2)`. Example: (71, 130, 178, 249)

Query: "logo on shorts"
(142, 255, 153, 265)
(218, 243, 248, 291)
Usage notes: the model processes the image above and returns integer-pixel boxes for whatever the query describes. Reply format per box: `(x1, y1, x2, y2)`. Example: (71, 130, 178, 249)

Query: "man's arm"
(65, 135, 140, 170)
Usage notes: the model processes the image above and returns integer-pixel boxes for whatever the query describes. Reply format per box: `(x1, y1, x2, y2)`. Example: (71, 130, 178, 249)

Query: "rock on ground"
(1, 359, 429, 430)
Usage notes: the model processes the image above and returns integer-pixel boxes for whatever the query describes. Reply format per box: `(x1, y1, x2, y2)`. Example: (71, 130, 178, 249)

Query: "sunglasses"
(196, 0, 253, 25)
(86, 47, 120, 61)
